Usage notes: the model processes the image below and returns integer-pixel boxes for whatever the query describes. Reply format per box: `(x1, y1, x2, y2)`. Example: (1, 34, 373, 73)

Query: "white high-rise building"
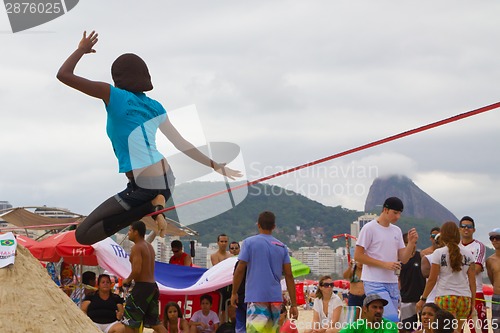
(350, 213, 378, 239)
(292, 247, 345, 277)
(193, 243, 208, 268)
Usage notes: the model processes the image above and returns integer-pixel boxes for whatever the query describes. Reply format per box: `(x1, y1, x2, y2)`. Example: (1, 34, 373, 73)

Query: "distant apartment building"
(193, 243, 208, 268)
(0, 201, 13, 227)
(292, 246, 345, 277)
(0, 200, 12, 211)
(350, 213, 378, 239)
(150, 237, 169, 263)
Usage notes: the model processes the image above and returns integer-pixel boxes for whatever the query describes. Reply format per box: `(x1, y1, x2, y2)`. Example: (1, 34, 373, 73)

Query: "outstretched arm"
(159, 117, 242, 180)
(283, 263, 298, 320)
(57, 30, 110, 104)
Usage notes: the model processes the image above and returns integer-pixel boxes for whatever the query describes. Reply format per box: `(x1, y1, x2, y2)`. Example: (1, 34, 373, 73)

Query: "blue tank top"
(105, 85, 166, 172)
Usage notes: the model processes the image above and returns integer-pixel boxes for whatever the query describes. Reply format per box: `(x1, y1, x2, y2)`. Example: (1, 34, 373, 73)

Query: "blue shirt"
(105, 85, 166, 173)
(239, 233, 291, 302)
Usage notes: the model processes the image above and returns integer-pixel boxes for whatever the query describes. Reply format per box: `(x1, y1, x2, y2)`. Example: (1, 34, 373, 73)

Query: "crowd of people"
(47, 195, 499, 333)
(342, 198, 500, 333)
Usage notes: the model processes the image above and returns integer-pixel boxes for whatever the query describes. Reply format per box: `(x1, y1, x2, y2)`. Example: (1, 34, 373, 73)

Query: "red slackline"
(2, 101, 498, 231)
(149, 101, 500, 216)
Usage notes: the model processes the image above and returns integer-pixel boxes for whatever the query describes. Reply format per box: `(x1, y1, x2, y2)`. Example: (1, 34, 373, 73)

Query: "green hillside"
(165, 182, 440, 251)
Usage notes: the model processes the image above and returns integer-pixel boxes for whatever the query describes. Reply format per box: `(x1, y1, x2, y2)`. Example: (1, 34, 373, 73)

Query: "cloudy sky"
(1, 1, 499, 246)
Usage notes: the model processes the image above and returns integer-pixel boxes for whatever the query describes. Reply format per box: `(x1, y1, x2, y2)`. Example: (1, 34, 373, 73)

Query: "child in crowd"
(163, 302, 189, 333)
(189, 294, 220, 333)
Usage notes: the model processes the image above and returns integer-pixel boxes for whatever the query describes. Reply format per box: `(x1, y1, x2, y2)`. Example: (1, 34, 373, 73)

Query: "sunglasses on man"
(230, 247, 239, 250)
(490, 235, 500, 241)
(459, 224, 474, 229)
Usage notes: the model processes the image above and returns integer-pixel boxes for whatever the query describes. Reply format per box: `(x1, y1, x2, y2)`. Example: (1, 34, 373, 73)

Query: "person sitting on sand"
(304, 275, 343, 333)
(163, 302, 189, 333)
(81, 274, 125, 333)
(189, 294, 220, 333)
(414, 303, 440, 333)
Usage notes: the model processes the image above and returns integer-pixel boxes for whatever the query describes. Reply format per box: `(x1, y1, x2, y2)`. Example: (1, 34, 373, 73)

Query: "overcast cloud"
(1, 1, 499, 245)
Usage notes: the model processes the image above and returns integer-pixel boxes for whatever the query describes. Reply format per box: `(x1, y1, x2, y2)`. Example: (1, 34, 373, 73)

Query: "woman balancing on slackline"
(57, 31, 242, 245)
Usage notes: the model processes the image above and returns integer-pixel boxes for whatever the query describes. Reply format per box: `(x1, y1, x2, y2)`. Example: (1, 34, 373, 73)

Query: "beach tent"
(0, 207, 83, 230)
(0, 206, 197, 237)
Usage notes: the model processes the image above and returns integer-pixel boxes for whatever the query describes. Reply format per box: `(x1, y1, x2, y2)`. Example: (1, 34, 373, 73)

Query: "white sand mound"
(0, 245, 101, 333)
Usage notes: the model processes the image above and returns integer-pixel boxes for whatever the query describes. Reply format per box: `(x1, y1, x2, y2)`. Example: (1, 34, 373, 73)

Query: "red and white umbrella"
(14, 234, 37, 249)
(29, 230, 98, 265)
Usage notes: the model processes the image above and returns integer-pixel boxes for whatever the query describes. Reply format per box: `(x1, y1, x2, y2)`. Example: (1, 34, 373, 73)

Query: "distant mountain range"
(159, 175, 493, 259)
(163, 180, 440, 251)
(364, 175, 459, 223)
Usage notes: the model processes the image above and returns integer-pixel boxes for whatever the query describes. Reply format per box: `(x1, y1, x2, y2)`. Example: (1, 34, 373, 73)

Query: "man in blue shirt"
(231, 211, 298, 333)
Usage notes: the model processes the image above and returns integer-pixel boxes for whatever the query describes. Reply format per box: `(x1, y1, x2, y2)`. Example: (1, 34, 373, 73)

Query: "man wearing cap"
(339, 294, 398, 333)
(486, 228, 500, 332)
(458, 216, 488, 333)
(354, 196, 418, 322)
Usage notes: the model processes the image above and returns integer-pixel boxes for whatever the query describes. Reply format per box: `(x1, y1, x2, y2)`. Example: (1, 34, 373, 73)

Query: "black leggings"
(75, 196, 156, 245)
(76, 169, 174, 245)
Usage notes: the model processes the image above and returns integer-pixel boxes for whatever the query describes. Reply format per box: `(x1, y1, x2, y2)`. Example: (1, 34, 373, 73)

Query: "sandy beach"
(0, 245, 101, 333)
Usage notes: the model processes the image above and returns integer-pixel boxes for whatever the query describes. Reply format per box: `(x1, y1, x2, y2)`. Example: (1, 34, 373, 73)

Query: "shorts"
(115, 168, 175, 210)
(93, 321, 121, 333)
(492, 295, 500, 333)
(246, 302, 281, 333)
(435, 295, 471, 320)
(219, 285, 233, 311)
(363, 281, 400, 322)
(347, 293, 365, 307)
(122, 282, 161, 329)
(467, 293, 488, 333)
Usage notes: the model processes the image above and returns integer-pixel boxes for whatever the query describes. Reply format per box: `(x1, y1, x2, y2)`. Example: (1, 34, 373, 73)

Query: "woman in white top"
(420, 233, 443, 303)
(416, 221, 476, 332)
(304, 276, 343, 333)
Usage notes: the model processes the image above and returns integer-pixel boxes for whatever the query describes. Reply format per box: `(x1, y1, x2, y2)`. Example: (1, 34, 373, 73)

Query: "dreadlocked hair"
(440, 221, 462, 272)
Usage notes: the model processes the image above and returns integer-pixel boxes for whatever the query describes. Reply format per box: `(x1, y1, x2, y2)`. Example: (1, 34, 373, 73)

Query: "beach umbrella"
(333, 280, 350, 289)
(290, 256, 310, 278)
(302, 279, 318, 285)
(29, 230, 98, 265)
(14, 234, 37, 249)
(483, 284, 493, 296)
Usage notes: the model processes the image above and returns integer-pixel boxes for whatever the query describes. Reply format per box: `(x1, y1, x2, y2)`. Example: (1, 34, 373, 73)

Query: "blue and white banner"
(91, 238, 237, 296)
(0, 232, 17, 268)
